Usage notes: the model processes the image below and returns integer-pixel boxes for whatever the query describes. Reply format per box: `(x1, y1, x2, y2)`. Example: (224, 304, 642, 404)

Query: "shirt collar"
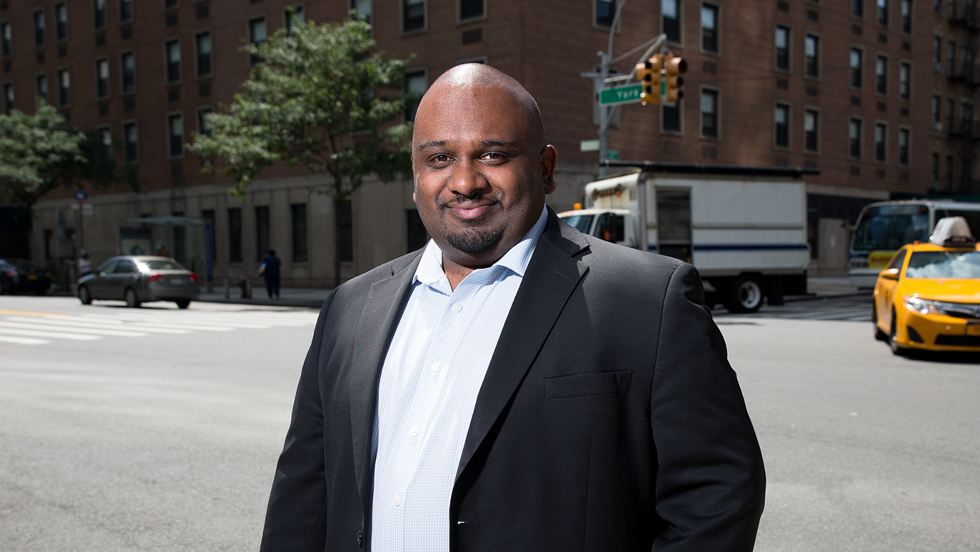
(414, 205, 549, 286)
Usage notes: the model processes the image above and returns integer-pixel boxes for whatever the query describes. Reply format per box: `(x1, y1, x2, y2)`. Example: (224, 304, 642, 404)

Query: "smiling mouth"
(441, 197, 498, 221)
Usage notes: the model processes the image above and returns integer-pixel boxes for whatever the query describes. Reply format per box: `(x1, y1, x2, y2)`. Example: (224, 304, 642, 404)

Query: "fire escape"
(948, 0, 980, 193)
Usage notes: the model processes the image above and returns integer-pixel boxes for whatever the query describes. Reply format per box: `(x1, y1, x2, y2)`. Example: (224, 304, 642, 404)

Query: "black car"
(0, 258, 52, 295)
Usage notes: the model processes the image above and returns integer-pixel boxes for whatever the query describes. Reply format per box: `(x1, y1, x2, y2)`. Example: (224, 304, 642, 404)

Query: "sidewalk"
(193, 276, 869, 309)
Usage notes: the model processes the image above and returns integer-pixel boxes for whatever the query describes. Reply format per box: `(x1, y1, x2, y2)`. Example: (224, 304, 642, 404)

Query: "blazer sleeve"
(259, 291, 335, 552)
(650, 263, 766, 551)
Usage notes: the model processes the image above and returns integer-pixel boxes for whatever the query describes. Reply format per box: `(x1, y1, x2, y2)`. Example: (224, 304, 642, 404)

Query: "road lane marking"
(0, 327, 100, 340)
(0, 335, 49, 345)
(6, 316, 191, 334)
(0, 309, 67, 318)
(0, 321, 150, 337)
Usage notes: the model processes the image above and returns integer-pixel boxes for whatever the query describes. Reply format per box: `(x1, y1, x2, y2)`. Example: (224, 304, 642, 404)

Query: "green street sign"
(599, 84, 643, 106)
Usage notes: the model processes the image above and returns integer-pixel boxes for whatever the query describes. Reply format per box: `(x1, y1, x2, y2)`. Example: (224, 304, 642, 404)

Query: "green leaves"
(188, 17, 414, 200)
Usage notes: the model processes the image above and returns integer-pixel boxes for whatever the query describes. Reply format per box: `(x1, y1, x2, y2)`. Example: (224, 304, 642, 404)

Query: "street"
(1, 294, 978, 551)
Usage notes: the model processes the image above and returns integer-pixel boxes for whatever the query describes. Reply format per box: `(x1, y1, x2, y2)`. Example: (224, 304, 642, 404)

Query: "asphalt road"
(1, 294, 977, 551)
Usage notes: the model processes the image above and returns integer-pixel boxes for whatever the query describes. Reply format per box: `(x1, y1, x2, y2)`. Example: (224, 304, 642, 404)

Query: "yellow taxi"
(873, 217, 980, 355)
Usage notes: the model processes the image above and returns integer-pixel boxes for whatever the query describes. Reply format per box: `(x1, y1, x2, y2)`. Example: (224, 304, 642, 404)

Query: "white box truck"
(557, 164, 812, 312)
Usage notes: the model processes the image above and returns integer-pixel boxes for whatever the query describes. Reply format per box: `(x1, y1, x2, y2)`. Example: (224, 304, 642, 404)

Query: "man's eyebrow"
(415, 140, 447, 151)
(481, 140, 521, 149)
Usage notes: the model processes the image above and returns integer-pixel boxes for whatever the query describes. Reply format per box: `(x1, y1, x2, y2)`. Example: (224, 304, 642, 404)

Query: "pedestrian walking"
(259, 249, 281, 299)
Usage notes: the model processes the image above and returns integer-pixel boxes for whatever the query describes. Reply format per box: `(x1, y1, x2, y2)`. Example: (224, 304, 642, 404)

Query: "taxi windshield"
(852, 204, 930, 252)
(905, 250, 980, 278)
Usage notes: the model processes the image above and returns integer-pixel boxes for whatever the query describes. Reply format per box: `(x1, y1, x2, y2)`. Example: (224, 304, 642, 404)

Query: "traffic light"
(663, 55, 687, 104)
(636, 54, 664, 105)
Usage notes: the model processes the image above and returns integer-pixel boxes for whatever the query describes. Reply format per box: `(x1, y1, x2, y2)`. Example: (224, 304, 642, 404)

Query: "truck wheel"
(725, 275, 764, 313)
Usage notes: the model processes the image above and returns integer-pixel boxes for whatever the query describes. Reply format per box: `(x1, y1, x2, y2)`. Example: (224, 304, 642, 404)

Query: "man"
(261, 249, 282, 299)
(261, 64, 765, 552)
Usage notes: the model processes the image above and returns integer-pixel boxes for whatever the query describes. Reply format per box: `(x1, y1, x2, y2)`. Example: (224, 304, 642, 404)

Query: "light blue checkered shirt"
(371, 207, 549, 552)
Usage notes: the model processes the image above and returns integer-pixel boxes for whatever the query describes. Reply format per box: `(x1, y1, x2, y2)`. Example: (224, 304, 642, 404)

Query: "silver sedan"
(78, 256, 200, 309)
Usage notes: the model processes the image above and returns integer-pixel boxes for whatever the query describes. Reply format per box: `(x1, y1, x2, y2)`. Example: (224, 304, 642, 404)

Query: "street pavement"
(1, 293, 978, 552)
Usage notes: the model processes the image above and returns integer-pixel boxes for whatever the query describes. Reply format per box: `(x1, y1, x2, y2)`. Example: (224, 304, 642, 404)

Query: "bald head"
(414, 64, 547, 149)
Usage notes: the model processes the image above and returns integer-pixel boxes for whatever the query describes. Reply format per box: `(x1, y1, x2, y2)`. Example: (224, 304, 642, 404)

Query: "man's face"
(412, 85, 557, 269)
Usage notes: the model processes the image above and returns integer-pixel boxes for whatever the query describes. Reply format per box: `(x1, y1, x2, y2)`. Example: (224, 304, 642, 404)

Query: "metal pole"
(636, 171, 649, 252)
(597, 0, 629, 177)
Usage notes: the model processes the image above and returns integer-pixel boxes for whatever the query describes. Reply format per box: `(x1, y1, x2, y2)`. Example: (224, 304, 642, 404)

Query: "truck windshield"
(560, 214, 594, 234)
(852, 204, 930, 252)
(906, 250, 980, 278)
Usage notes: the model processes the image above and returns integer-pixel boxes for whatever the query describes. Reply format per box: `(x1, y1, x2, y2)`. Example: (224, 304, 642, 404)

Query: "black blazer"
(261, 209, 765, 552)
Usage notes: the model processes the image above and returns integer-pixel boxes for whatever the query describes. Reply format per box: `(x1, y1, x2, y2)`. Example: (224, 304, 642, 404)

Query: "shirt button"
(392, 496, 401, 507)
(431, 363, 441, 372)
(409, 426, 419, 437)
(452, 303, 462, 313)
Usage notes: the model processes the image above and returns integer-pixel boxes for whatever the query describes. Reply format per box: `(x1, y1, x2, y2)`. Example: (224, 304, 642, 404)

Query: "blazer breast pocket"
(544, 370, 632, 399)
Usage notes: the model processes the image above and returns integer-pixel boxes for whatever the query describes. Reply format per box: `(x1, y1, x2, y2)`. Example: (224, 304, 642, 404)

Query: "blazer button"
(356, 531, 363, 548)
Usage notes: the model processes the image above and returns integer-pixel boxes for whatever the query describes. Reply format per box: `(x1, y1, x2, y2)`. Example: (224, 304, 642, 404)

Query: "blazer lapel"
(349, 252, 423, 517)
(455, 212, 590, 481)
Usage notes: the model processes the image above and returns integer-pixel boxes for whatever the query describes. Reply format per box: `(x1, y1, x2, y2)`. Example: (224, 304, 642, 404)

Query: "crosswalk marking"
(717, 296, 873, 322)
(0, 308, 318, 346)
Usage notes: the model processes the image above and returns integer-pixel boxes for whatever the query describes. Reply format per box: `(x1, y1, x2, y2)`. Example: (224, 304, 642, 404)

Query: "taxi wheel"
(78, 285, 92, 305)
(872, 305, 886, 341)
(889, 311, 906, 356)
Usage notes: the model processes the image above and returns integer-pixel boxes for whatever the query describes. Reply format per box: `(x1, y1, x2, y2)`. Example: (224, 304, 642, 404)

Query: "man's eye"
(429, 155, 452, 165)
(483, 152, 507, 163)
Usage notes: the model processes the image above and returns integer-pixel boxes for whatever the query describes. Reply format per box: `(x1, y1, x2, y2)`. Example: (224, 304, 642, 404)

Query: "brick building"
(1, 0, 969, 286)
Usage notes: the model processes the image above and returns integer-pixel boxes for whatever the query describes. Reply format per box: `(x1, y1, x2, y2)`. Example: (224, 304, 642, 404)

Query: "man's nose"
(447, 159, 490, 198)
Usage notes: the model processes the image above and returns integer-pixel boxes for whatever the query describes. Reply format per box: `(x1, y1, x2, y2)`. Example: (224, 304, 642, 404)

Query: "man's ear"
(540, 145, 558, 194)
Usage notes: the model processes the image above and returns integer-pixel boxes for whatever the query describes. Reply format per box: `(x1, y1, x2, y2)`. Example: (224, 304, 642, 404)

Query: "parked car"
(0, 258, 52, 295)
(873, 217, 980, 355)
(77, 256, 200, 309)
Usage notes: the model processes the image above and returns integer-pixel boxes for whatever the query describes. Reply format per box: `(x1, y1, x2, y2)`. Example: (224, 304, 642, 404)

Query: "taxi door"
(875, 247, 908, 330)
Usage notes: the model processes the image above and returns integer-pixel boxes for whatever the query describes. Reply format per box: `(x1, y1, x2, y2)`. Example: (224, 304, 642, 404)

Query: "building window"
(932, 95, 941, 130)
(404, 71, 426, 121)
(853, 0, 864, 16)
(774, 103, 790, 148)
(947, 97, 956, 131)
(946, 155, 954, 190)
(255, 205, 270, 259)
(900, 0, 911, 33)
(164, 0, 179, 9)
(460, 0, 484, 21)
(849, 118, 862, 159)
(57, 68, 70, 106)
(596, 0, 615, 26)
(931, 152, 940, 188)
(805, 109, 819, 152)
(228, 208, 242, 263)
(197, 107, 213, 136)
(99, 126, 112, 156)
(339, 199, 353, 262)
(285, 5, 304, 32)
(165, 39, 181, 84)
(55, 4, 68, 42)
(775, 25, 790, 71)
(701, 4, 719, 54)
(121, 51, 135, 93)
(1, 22, 10, 57)
(948, 40, 956, 76)
(403, 0, 425, 32)
(805, 34, 819, 78)
(961, 102, 974, 134)
(3, 83, 13, 115)
(119, 0, 134, 22)
(123, 121, 138, 163)
(33, 9, 46, 49)
(663, 0, 681, 43)
(898, 127, 910, 166)
(960, 159, 972, 190)
(291, 203, 308, 263)
(877, 0, 888, 25)
(701, 88, 719, 138)
(249, 17, 266, 64)
(663, 101, 682, 133)
(850, 47, 863, 88)
(874, 122, 887, 162)
(899, 62, 911, 100)
(95, 58, 110, 99)
(875, 55, 888, 94)
(351, 0, 372, 24)
(36, 74, 48, 102)
(195, 32, 212, 78)
(167, 114, 184, 158)
(933, 36, 942, 70)
(94, 0, 107, 30)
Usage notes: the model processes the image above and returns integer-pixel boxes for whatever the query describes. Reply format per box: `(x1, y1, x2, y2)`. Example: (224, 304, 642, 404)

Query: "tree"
(190, 16, 414, 287)
(0, 98, 126, 208)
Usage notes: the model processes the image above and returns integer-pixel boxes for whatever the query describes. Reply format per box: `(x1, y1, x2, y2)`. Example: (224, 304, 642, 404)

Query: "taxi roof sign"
(929, 216, 977, 247)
